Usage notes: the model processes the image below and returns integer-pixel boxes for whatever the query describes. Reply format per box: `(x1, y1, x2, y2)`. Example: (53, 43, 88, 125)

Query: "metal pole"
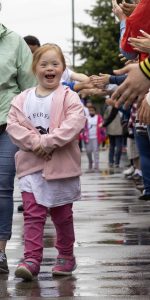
(72, 0, 75, 68)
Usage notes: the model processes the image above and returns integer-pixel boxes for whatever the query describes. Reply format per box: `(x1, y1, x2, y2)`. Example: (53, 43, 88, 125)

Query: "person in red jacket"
(111, 0, 150, 106)
(120, 0, 150, 62)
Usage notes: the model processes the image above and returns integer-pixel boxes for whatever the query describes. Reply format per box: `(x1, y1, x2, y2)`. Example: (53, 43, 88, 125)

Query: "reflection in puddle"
(14, 275, 77, 298)
(7, 152, 150, 297)
(77, 221, 150, 246)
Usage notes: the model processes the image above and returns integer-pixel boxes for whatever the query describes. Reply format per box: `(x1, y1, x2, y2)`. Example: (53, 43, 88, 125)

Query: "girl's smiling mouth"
(45, 74, 55, 79)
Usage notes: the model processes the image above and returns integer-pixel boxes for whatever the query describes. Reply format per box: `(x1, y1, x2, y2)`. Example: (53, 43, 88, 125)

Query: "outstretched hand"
(105, 98, 116, 107)
(119, 1, 137, 17)
(112, 0, 126, 21)
(118, 53, 137, 65)
(111, 63, 150, 108)
(128, 30, 150, 54)
(78, 88, 107, 98)
(90, 74, 110, 88)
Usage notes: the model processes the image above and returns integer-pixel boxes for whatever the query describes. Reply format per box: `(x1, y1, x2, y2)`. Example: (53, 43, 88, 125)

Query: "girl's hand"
(128, 30, 150, 54)
(98, 122, 103, 128)
(33, 145, 52, 161)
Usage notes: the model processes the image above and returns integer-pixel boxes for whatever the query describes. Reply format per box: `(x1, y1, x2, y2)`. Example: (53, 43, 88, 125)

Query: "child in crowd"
(6, 44, 86, 280)
(24, 35, 41, 53)
(83, 105, 105, 172)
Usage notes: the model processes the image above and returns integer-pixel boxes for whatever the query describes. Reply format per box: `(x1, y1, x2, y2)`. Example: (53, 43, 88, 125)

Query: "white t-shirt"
(88, 115, 98, 139)
(19, 172, 81, 208)
(19, 88, 81, 208)
(23, 87, 53, 133)
(61, 67, 73, 82)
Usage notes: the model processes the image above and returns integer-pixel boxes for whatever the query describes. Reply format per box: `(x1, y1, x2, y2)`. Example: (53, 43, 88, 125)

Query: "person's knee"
(22, 192, 47, 221)
(0, 173, 15, 191)
(50, 205, 73, 224)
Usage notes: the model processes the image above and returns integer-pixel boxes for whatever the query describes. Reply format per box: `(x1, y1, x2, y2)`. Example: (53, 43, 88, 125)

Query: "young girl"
(83, 106, 105, 172)
(6, 44, 86, 281)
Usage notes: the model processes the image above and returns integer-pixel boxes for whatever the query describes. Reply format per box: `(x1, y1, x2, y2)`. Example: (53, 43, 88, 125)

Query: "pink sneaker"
(52, 255, 77, 276)
(15, 261, 40, 281)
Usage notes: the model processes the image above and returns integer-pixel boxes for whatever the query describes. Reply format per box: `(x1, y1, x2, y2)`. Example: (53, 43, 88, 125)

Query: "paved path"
(1, 150, 150, 299)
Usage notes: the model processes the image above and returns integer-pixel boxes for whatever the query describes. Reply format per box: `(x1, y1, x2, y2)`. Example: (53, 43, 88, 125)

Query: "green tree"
(75, 0, 122, 75)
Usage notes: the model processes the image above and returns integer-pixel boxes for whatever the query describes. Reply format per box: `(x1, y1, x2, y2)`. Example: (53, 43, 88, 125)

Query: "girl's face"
(89, 107, 96, 117)
(35, 49, 64, 92)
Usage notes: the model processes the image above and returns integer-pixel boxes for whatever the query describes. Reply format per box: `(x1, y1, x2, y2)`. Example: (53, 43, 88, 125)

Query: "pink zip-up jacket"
(6, 85, 86, 180)
(83, 114, 106, 145)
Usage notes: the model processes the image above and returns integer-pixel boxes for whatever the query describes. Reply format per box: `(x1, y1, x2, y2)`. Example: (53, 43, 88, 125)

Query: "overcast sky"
(1, 0, 96, 65)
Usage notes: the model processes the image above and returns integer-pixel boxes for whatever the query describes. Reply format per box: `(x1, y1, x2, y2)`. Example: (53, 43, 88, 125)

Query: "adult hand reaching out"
(90, 74, 110, 88)
(119, 1, 138, 17)
(118, 53, 137, 65)
(105, 98, 116, 107)
(78, 88, 107, 98)
(112, 0, 126, 21)
(138, 96, 150, 125)
(111, 63, 150, 108)
(128, 30, 150, 54)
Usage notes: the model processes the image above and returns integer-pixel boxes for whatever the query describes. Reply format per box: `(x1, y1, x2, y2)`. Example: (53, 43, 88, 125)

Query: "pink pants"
(22, 192, 75, 264)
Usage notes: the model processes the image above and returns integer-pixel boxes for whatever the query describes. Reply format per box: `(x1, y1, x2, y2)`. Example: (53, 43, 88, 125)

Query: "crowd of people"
(81, 0, 150, 202)
(0, 0, 150, 282)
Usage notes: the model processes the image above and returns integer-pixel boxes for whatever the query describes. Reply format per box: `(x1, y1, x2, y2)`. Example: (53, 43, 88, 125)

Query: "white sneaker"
(123, 166, 134, 176)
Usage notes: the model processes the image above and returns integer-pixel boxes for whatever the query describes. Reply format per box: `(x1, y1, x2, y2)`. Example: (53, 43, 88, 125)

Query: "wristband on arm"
(139, 57, 150, 80)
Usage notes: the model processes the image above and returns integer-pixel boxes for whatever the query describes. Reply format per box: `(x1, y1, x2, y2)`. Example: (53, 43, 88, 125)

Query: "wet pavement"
(2, 150, 150, 299)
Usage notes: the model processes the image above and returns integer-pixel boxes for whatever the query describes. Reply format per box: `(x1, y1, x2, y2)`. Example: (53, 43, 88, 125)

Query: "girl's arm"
(6, 105, 41, 152)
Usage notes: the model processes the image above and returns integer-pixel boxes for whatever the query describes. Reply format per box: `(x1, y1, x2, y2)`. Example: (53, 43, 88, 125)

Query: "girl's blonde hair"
(32, 43, 66, 74)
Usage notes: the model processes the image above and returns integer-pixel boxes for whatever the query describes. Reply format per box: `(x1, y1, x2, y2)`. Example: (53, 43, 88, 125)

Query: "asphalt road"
(1, 150, 150, 300)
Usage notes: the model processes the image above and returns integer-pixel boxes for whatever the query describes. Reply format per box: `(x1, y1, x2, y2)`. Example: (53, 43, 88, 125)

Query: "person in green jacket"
(0, 3, 36, 273)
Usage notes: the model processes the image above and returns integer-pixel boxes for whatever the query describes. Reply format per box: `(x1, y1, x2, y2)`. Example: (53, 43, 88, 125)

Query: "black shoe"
(109, 163, 114, 168)
(136, 184, 144, 192)
(132, 173, 142, 181)
(0, 251, 9, 273)
(17, 204, 24, 212)
(114, 164, 119, 168)
(139, 194, 150, 201)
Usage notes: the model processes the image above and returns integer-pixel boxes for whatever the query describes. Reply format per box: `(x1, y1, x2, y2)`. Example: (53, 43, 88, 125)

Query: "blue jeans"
(0, 131, 18, 240)
(147, 125, 150, 141)
(108, 135, 123, 165)
(135, 130, 150, 195)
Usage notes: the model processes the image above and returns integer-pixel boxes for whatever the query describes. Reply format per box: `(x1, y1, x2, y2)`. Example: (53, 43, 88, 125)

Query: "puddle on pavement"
(1, 258, 150, 298)
(77, 222, 150, 246)
(5, 157, 150, 297)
